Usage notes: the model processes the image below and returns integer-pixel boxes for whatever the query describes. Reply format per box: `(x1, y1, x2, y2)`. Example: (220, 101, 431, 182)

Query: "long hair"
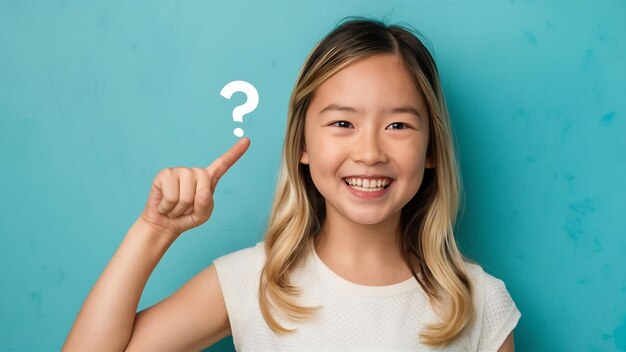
(258, 17, 474, 347)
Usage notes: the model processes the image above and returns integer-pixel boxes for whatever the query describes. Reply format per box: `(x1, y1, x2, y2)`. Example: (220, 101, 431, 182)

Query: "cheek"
(309, 146, 341, 175)
(308, 135, 342, 164)
(306, 142, 346, 188)
(397, 148, 427, 184)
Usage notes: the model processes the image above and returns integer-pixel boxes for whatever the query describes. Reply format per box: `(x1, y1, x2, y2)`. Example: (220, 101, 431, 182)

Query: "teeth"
(343, 177, 391, 190)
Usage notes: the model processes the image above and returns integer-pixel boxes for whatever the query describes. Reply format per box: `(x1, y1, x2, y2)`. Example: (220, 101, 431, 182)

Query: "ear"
(300, 144, 309, 165)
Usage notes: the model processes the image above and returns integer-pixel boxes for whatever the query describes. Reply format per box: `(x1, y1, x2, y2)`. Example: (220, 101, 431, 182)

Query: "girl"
(64, 18, 521, 351)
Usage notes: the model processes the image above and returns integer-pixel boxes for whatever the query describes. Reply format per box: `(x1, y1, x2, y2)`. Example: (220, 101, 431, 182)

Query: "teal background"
(1, 1, 625, 351)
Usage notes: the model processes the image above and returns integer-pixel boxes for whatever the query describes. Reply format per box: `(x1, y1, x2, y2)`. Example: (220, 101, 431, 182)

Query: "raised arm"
(63, 137, 250, 351)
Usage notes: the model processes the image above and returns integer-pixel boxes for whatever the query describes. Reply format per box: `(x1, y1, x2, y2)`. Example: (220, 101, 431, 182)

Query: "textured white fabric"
(213, 241, 521, 351)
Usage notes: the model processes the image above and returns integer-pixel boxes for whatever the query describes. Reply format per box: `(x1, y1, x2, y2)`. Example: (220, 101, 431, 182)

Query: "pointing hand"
(139, 137, 250, 239)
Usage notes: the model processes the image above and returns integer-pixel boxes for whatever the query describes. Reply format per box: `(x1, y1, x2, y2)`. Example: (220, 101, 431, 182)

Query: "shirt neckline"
(309, 243, 420, 298)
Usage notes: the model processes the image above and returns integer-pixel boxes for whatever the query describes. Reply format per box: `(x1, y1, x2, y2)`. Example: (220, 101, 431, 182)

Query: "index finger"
(206, 137, 251, 189)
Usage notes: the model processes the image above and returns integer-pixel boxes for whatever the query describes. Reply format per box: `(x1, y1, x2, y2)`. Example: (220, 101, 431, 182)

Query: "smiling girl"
(64, 18, 521, 351)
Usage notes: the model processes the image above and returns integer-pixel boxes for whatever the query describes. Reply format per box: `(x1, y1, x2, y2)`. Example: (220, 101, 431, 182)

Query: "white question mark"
(220, 80, 259, 137)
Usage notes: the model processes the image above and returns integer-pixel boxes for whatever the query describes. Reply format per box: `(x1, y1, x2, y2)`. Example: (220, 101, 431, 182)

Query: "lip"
(342, 177, 392, 199)
(343, 175, 393, 180)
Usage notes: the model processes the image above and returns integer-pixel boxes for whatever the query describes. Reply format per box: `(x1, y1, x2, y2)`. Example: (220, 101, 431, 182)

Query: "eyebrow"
(318, 104, 422, 120)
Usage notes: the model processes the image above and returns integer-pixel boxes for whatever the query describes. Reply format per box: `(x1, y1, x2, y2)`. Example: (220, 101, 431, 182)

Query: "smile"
(342, 177, 393, 191)
(341, 177, 393, 199)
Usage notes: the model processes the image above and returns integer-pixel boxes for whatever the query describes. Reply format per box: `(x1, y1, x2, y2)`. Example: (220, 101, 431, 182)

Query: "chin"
(347, 212, 391, 226)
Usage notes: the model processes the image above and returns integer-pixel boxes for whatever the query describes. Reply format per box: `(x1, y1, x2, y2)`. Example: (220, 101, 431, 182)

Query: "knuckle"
(162, 194, 178, 204)
(178, 167, 193, 177)
(197, 187, 212, 197)
(193, 168, 208, 179)
(158, 167, 174, 179)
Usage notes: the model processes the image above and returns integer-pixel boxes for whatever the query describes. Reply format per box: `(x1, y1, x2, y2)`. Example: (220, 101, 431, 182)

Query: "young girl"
(64, 18, 521, 351)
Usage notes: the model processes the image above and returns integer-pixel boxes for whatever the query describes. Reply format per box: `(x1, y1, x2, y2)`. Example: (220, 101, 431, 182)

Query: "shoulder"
(213, 241, 265, 278)
(211, 241, 265, 311)
(210, 241, 266, 347)
(463, 262, 522, 350)
(212, 241, 265, 293)
(463, 262, 511, 299)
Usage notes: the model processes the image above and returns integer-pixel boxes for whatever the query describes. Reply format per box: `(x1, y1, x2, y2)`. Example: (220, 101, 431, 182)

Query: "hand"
(139, 137, 250, 238)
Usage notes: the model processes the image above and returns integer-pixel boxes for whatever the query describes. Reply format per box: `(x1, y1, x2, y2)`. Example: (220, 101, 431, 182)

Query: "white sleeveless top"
(213, 241, 521, 351)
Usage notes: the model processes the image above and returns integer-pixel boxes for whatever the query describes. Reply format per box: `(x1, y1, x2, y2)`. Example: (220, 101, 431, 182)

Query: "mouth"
(342, 176, 393, 190)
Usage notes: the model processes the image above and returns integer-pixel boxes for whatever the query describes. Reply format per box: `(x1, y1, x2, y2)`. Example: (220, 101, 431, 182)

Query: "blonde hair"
(259, 17, 475, 347)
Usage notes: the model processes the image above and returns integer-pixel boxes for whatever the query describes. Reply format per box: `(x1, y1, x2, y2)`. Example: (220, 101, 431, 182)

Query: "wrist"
(130, 218, 179, 249)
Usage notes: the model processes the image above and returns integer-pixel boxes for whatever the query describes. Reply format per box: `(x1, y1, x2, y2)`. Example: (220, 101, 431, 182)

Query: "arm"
(63, 219, 231, 351)
(62, 219, 176, 350)
(63, 138, 250, 351)
(123, 262, 229, 350)
(498, 331, 515, 352)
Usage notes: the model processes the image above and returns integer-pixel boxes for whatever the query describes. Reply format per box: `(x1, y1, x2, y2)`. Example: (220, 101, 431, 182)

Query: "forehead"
(308, 53, 426, 113)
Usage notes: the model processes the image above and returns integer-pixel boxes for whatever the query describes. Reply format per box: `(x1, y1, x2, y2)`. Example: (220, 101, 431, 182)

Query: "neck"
(313, 206, 405, 269)
(312, 207, 414, 286)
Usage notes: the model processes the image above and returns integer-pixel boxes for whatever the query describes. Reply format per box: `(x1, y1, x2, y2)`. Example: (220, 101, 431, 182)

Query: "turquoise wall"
(1, 1, 624, 351)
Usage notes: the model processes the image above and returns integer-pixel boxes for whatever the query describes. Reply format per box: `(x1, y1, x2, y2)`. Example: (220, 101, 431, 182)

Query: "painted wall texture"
(1, 1, 624, 351)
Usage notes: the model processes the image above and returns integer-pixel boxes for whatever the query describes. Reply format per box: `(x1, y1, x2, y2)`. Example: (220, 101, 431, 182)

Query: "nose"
(351, 129, 388, 165)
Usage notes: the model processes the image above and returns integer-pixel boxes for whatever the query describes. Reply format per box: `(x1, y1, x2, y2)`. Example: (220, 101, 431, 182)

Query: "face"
(300, 53, 434, 227)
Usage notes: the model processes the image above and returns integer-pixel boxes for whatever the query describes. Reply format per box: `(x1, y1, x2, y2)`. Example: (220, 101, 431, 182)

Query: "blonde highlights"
(258, 17, 475, 347)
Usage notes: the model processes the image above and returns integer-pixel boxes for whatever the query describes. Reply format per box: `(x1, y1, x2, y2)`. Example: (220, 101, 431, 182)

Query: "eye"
(331, 120, 353, 128)
(387, 122, 409, 130)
